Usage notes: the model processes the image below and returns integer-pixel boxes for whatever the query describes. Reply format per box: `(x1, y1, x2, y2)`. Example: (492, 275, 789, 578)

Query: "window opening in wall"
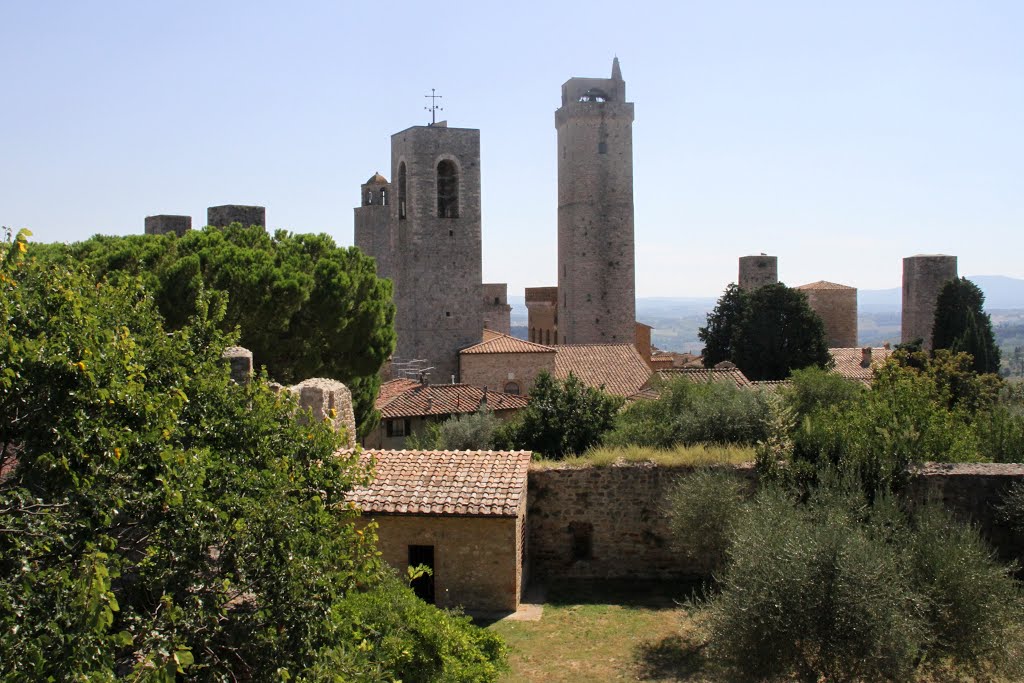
(504, 381, 520, 395)
(380, 188, 388, 205)
(449, 229, 454, 237)
(569, 522, 593, 561)
(445, 311, 451, 317)
(493, 296, 500, 305)
(579, 88, 608, 103)
(408, 545, 435, 603)
(365, 190, 372, 206)
(386, 419, 410, 438)
(437, 160, 459, 218)
(598, 142, 607, 154)
(398, 162, 407, 219)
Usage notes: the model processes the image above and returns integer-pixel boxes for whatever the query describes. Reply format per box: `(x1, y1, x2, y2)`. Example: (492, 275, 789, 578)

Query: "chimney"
(861, 347, 872, 368)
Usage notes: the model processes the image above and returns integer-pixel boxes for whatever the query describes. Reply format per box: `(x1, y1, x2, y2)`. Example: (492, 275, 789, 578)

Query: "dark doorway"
(408, 545, 435, 603)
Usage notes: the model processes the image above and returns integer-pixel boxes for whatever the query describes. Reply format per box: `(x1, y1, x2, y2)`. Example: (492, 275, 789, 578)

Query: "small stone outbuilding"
(347, 449, 532, 614)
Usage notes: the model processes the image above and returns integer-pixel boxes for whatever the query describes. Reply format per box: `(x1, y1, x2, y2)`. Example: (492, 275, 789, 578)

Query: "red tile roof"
(376, 382, 529, 419)
(346, 449, 531, 517)
(797, 280, 855, 290)
(829, 347, 893, 384)
(554, 344, 653, 398)
(377, 378, 420, 406)
(461, 333, 555, 354)
(655, 367, 754, 389)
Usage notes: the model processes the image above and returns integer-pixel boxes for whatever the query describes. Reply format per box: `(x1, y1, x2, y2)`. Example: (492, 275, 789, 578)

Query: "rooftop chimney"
(861, 347, 873, 368)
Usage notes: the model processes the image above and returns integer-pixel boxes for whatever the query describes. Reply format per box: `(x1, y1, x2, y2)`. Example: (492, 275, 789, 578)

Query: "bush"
(663, 469, 749, 575)
(606, 379, 771, 449)
(783, 367, 864, 421)
(406, 409, 500, 451)
(703, 481, 1024, 682)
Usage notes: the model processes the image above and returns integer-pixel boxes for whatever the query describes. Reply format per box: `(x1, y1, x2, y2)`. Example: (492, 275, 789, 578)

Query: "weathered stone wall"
(557, 62, 635, 346)
(459, 350, 556, 396)
(482, 283, 512, 335)
(525, 287, 558, 345)
(801, 286, 858, 347)
(144, 214, 191, 237)
(902, 254, 957, 350)
(289, 378, 357, 448)
(207, 204, 266, 228)
(738, 254, 778, 291)
(527, 462, 1024, 581)
(365, 514, 521, 612)
(354, 179, 396, 285)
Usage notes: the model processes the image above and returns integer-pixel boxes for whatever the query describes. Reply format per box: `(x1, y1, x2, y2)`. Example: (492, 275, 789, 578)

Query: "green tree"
(932, 277, 1001, 374)
(37, 225, 395, 438)
(733, 284, 831, 381)
(496, 372, 622, 459)
(698, 283, 747, 367)
(0, 232, 503, 681)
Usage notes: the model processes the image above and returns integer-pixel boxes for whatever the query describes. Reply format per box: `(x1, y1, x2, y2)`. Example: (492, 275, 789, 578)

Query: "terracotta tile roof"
(376, 382, 529, 419)
(797, 280, 855, 290)
(461, 333, 555, 354)
(346, 449, 531, 517)
(650, 351, 701, 368)
(829, 347, 893, 384)
(655, 367, 754, 389)
(554, 344, 653, 397)
(378, 378, 420, 406)
(481, 328, 502, 342)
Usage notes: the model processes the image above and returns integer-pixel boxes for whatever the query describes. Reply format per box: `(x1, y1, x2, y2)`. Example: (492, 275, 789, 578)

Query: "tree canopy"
(932, 277, 1001, 374)
(0, 230, 504, 681)
(699, 283, 831, 381)
(35, 225, 396, 437)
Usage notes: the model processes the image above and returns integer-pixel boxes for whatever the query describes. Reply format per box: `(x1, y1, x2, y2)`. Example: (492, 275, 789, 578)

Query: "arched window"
(504, 381, 520, 395)
(398, 162, 407, 219)
(579, 88, 609, 103)
(380, 187, 388, 205)
(437, 160, 458, 218)
(364, 189, 372, 206)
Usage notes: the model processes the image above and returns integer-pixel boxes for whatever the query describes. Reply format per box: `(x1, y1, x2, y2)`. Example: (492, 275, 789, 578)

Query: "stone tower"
(902, 254, 957, 350)
(525, 286, 558, 345)
(797, 281, 858, 348)
(556, 57, 635, 345)
(738, 255, 778, 291)
(482, 283, 512, 335)
(144, 214, 191, 237)
(355, 123, 483, 382)
(208, 205, 266, 228)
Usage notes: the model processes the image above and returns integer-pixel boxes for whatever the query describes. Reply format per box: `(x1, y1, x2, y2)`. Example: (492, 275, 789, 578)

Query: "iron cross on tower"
(424, 88, 443, 125)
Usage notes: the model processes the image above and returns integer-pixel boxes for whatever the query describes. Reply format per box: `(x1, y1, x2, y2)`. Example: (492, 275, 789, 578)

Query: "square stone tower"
(556, 57, 636, 344)
(355, 123, 484, 383)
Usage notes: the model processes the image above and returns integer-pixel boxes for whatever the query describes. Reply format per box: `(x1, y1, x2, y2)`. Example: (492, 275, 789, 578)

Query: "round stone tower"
(738, 255, 778, 291)
(556, 57, 635, 345)
(901, 254, 958, 350)
(797, 281, 858, 348)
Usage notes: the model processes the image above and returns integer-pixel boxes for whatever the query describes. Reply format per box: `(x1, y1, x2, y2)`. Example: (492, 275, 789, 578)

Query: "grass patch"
(530, 444, 754, 469)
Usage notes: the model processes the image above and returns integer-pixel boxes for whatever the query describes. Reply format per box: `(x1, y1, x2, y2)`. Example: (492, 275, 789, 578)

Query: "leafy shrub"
(494, 372, 622, 459)
(406, 409, 501, 451)
(783, 366, 864, 421)
(606, 379, 771, 449)
(997, 480, 1024, 532)
(663, 468, 749, 575)
(974, 404, 1024, 463)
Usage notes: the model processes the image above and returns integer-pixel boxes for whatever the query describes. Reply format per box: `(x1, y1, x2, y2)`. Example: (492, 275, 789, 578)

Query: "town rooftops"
(655, 366, 754, 389)
(346, 449, 532, 517)
(376, 380, 529, 419)
(829, 347, 894, 384)
(461, 333, 555, 355)
(554, 343, 653, 398)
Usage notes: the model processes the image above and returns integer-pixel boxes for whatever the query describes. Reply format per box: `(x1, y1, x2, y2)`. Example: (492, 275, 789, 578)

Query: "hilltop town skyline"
(2, 1, 1021, 297)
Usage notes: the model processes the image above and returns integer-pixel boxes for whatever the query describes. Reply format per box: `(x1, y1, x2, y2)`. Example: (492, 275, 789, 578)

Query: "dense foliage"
(495, 372, 622, 459)
(35, 225, 395, 437)
(406, 409, 501, 451)
(0, 231, 504, 681)
(932, 276, 1001, 374)
(698, 283, 831, 381)
(605, 378, 770, 448)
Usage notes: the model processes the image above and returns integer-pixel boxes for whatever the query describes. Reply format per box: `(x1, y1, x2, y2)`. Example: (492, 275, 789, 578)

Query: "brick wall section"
(365, 514, 521, 612)
(460, 350, 556, 395)
(902, 254, 957, 350)
(527, 462, 1024, 581)
(482, 283, 512, 335)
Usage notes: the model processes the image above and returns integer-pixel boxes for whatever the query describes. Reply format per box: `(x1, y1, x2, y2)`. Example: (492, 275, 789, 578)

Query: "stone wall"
(482, 283, 512, 335)
(289, 378, 357, 449)
(365, 514, 521, 612)
(527, 462, 1024, 581)
(459, 350, 556, 396)
(799, 284, 858, 347)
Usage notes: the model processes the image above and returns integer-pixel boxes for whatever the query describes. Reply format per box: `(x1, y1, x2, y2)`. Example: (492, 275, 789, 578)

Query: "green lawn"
(487, 580, 721, 683)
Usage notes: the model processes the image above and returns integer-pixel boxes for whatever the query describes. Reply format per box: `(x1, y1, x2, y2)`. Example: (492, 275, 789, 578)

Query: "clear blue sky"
(2, 1, 1021, 297)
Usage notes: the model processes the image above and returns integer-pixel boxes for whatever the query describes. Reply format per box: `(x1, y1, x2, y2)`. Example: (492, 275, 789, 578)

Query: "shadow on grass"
(543, 577, 711, 609)
(633, 633, 719, 682)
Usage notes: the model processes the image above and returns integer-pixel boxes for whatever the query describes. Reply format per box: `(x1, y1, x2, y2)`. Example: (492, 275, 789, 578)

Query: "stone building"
(482, 283, 512, 335)
(797, 280, 858, 348)
(207, 204, 265, 228)
(144, 214, 191, 237)
(347, 449, 531, 613)
(556, 58, 636, 345)
(355, 122, 497, 382)
(460, 334, 557, 396)
(738, 254, 778, 291)
(902, 254, 957, 350)
(525, 286, 558, 345)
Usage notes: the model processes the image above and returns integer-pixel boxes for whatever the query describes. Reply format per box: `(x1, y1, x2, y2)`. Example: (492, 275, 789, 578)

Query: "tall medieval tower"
(355, 123, 483, 382)
(556, 57, 636, 344)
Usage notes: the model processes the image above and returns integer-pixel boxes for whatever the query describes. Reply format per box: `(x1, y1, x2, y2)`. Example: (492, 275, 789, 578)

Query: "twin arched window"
(437, 160, 458, 218)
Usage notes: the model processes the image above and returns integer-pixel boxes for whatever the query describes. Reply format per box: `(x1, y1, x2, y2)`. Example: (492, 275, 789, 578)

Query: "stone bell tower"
(556, 57, 636, 345)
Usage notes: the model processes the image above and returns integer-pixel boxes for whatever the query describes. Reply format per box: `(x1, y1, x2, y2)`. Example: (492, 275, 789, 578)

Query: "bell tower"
(555, 57, 636, 344)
